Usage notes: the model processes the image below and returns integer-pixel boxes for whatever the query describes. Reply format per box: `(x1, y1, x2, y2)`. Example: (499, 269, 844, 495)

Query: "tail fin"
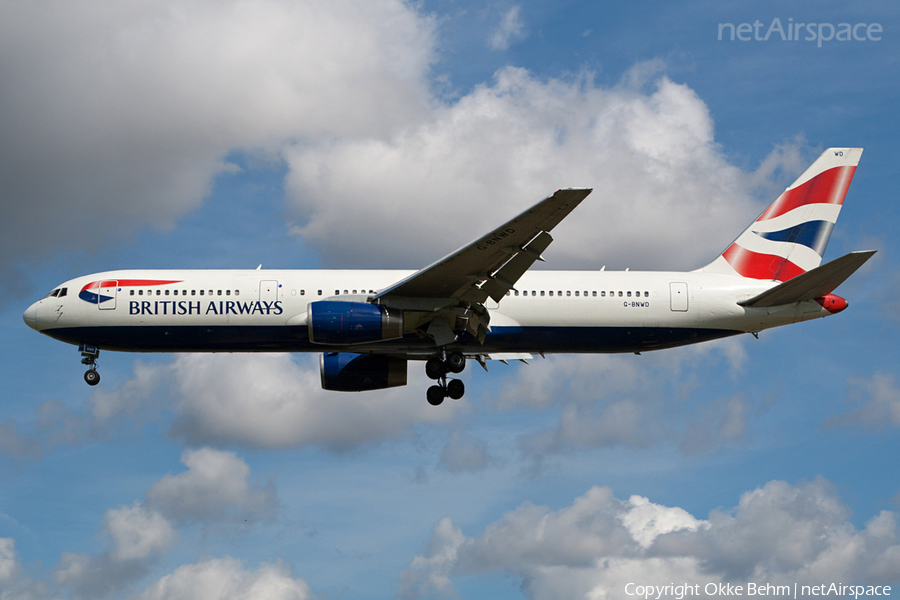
(701, 147, 862, 281)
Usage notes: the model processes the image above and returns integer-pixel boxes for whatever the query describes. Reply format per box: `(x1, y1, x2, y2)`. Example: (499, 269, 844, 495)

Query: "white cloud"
(0, 0, 436, 294)
(398, 518, 466, 600)
(0, 538, 20, 584)
(104, 503, 177, 562)
(54, 503, 177, 599)
(165, 353, 461, 450)
(489, 6, 526, 50)
(136, 557, 310, 600)
(285, 65, 759, 273)
(0, 538, 50, 600)
(146, 448, 277, 524)
(619, 495, 703, 549)
(53, 446, 280, 599)
(398, 479, 900, 599)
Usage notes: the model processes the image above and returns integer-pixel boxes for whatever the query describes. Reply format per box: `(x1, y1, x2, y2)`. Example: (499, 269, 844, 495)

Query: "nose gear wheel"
(80, 346, 101, 386)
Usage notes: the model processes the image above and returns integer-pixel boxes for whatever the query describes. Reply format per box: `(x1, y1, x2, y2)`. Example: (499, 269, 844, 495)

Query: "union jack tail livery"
(702, 148, 862, 281)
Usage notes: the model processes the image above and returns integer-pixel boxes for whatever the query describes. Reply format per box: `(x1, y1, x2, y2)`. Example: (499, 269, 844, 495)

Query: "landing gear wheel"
(425, 357, 446, 380)
(447, 379, 465, 400)
(84, 370, 100, 386)
(445, 351, 466, 374)
(426, 385, 446, 406)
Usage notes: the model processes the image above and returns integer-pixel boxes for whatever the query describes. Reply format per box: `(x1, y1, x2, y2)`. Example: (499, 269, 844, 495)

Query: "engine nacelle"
(320, 352, 408, 391)
(308, 301, 403, 345)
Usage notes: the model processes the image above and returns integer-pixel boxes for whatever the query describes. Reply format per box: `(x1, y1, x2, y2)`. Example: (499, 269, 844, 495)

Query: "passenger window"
(575, 291, 579, 297)
(130, 290, 135, 296)
(200, 290, 204, 295)
(627, 291, 632, 297)
(208, 290, 213, 296)
(226, 290, 230, 296)
(344, 290, 348, 295)
(165, 290, 169, 296)
(139, 290, 144, 296)
(217, 290, 222, 296)
(567, 291, 571, 297)
(618, 291, 623, 297)
(549, 291, 553, 297)
(156, 290, 160, 296)
(300, 290, 305, 295)
(192, 290, 196, 296)
(644, 291, 649, 297)
(318, 290, 322, 296)
(540, 291, 545, 296)
(235, 290, 239, 296)
(601, 291, 605, 297)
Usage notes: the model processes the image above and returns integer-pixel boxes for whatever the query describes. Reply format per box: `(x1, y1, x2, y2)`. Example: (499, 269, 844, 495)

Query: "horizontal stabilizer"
(738, 250, 876, 308)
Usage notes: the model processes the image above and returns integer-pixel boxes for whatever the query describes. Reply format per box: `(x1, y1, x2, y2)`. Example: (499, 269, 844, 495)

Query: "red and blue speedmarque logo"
(79, 280, 183, 304)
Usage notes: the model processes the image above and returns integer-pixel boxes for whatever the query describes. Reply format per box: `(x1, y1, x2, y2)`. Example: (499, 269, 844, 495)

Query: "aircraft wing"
(738, 250, 876, 308)
(374, 188, 592, 308)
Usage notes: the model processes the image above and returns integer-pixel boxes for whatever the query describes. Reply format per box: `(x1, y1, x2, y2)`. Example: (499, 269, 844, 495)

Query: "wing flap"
(480, 231, 553, 302)
(738, 250, 875, 308)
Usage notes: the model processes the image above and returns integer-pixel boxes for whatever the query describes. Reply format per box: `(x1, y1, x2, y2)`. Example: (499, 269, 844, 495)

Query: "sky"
(1, 0, 899, 598)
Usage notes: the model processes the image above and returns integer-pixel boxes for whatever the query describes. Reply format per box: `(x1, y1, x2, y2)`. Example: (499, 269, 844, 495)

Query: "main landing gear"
(80, 344, 100, 386)
(425, 351, 466, 406)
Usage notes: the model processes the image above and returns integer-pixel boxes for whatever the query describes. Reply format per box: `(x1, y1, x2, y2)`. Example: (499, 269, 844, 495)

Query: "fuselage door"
(98, 280, 118, 310)
(669, 282, 688, 312)
(260, 280, 279, 304)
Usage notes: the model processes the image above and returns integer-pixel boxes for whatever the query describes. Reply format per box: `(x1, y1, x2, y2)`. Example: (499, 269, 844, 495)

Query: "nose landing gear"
(79, 344, 100, 386)
(424, 351, 466, 405)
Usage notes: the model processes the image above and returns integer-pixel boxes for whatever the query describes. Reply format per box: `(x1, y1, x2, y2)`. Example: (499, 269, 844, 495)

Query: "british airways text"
(129, 300, 284, 316)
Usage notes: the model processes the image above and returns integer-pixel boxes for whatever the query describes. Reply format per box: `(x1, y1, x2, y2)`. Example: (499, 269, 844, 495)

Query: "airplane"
(24, 147, 874, 406)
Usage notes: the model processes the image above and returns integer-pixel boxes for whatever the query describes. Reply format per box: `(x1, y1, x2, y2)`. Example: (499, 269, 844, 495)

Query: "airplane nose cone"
(23, 302, 39, 331)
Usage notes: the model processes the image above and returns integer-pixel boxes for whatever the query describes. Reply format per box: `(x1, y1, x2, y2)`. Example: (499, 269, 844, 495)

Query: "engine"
(308, 301, 403, 345)
(320, 352, 408, 391)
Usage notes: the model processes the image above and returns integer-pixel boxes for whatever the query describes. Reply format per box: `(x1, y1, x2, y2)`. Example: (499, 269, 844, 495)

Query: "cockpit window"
(58, 288, 67, 297)
(44, 289, 60, 298)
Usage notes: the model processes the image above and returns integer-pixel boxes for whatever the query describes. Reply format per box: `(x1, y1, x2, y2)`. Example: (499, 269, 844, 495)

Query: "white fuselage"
(24, 268, 837, 357)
